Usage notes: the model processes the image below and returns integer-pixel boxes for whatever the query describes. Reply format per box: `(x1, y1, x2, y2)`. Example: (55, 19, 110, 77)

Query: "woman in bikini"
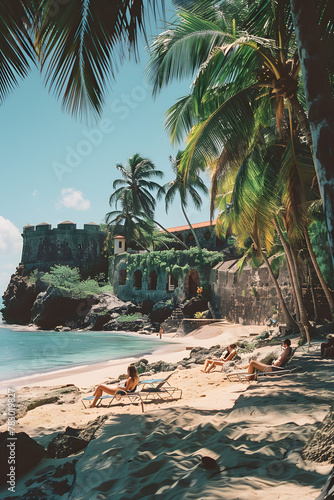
(90, 365, 139, 408)
(201, 344, 237, 373)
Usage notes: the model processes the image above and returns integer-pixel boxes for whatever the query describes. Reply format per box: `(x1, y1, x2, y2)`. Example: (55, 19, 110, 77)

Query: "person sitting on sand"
(90, 365, 139, 408)
(201, 344, 237, 373)
(245, 338, 292, 380)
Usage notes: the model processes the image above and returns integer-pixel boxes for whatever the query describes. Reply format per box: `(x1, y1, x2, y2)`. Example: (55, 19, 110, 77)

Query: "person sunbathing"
(90, 365, 139, 408)
(201, 344, 237, 373)
(245, 338, 292, 380)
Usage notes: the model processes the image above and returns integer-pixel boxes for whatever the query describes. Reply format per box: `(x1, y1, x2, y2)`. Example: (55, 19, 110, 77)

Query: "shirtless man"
(245, 338, 292, 380)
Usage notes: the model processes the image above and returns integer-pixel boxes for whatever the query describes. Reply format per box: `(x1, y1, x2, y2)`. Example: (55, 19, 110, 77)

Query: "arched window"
(204, 231, 211, 241)
(148, 270, 157, 290)
(187, 233, 194, 241)
(133, 270, 142, 290)
(185, 269, 200, 296)
(119, 269, 127, 285)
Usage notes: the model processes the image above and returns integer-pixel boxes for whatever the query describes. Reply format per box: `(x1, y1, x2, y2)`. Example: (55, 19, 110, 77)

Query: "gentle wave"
(0, 327, 166, 382)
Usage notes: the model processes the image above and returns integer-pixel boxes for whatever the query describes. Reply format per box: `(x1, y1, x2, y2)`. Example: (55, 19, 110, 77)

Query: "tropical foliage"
(147, 0, 334, 340)
(159, 150, 208, 249)
(40, 265, 113, 298)
(106, 153, 190, 250)
(0, 0, 162, 119)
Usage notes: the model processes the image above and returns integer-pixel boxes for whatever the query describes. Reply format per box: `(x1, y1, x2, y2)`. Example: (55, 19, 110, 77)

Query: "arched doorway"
(133, 270, 142, 289)
(119, 269, 127, 285)
(148, 270, 157, 290)
(185, 269, 200, 296)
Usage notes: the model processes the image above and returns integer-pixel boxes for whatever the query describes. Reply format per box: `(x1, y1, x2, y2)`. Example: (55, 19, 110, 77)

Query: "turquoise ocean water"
(0, 325, 165, 382)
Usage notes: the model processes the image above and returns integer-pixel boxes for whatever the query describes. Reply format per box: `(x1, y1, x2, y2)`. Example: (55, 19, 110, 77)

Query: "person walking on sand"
(201, 344, 237, 373)
(90, 365, 139, 408)
(245, 338, 292, 380)
(159, 327, 163, 339)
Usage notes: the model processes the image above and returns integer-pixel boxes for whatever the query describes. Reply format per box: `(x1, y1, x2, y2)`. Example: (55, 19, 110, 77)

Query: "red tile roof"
(161, 220, 216, 233)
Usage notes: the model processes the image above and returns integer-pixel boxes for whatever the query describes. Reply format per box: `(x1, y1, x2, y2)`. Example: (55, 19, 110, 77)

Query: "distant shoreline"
(0, 322, 267, 392)
(0, 325, 181, 392)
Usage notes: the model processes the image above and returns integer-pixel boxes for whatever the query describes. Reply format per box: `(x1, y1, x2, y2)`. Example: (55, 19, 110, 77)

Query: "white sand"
(0, 323, 331, 499)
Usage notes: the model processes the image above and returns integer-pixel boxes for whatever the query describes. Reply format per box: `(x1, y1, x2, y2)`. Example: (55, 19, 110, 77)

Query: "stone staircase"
(161, 307, 184, 333)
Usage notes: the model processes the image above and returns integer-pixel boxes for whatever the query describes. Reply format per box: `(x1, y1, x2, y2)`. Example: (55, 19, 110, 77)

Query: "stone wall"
(211, 258, 332, 324)
(110, 250, 221, 304)
(21, 222, 108, 278)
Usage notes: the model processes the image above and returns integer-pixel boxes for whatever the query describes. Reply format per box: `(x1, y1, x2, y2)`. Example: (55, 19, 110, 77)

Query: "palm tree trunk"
(274, 218, 300, 321)
(152, 219, 189, 250)
(274, 218, 300, 318)
(290, 0, 334, 270)
(303, 226, 334, 320)
(181, 203, 201, 250)
(258, 248, 299, 332)
(289, 243, 312, 345)
(307, 259, 318, 323)
(289, 95, 313, 148)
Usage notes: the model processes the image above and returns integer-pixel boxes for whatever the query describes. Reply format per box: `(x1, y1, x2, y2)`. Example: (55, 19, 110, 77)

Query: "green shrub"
(41, 265, 113, 299)
(117, 313, 142, 323)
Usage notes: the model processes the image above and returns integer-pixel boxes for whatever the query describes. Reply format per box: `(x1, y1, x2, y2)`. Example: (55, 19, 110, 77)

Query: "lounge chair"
(81, 371, 182, 408)
(226, 365, 301, 383)
(226, 347, 298, 383)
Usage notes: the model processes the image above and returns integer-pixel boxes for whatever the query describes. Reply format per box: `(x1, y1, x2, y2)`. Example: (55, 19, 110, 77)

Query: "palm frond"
(37, 0, 161, 120)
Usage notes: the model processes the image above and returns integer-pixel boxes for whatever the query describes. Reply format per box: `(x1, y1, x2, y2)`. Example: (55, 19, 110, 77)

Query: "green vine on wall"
(118, 249, 224, 280)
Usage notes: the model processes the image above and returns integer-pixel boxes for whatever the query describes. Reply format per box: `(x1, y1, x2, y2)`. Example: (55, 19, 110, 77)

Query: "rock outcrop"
(1, 266, 40, 324)
(0, 385, 81, 426)
(0, 431, 46, 486)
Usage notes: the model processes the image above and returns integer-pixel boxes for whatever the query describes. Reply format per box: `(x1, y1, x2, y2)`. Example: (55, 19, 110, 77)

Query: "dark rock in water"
(182, 297, 209, 318)
(0, 431, 46, 486)
(47, 434, 89, 459)
(1, 265, 41, 324)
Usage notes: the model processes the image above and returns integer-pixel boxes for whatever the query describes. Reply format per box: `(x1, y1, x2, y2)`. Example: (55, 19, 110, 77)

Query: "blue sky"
(0, 4, 212, 296)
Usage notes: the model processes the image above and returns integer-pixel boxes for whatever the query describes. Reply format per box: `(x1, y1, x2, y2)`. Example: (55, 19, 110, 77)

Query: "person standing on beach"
(159, 327, 163, 339)
(90, 365, 139, 408)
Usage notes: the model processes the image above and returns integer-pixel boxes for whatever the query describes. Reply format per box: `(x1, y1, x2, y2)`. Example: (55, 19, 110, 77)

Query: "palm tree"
(0, 0, 162, 119)
(108, 153, 189, 249)
(159, 150, 209, 250)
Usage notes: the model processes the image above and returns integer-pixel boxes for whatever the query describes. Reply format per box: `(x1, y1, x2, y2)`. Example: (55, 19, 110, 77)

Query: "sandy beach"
(0, 322, 332, 499)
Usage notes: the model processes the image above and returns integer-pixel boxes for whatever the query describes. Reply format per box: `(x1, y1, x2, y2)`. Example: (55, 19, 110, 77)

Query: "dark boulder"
(149, 301, 174, 323)
(31, 289, 98, 330)
(182, 297, 209, 318)
(1, 265, 40, 324)
(47, 435, 89, 459)
(0, 431, 46, 486)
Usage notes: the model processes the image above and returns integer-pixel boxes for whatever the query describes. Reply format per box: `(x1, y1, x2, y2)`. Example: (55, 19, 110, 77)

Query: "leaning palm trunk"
(274, 218, 311, 344)
(152, 219, 189, 250)
(303, 226, 334, 320)
(254, 241, 299, 332)
(307, 260, 319, 323)
(274, 218, 300, 321)
(181, 204, 201, 251)
(290, 0, 334, 270)
(289, 244, 312, 345)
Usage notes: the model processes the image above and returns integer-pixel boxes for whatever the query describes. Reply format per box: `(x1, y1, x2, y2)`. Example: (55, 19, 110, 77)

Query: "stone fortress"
(21, 221, 108, 278)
